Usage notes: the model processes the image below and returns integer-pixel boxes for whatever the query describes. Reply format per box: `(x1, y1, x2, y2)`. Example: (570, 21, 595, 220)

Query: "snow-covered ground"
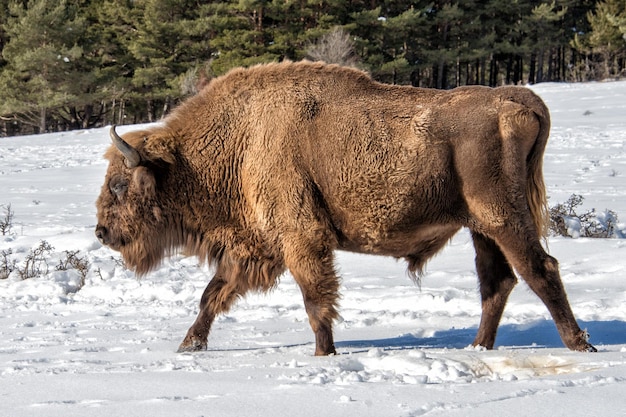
(1, 81, 626, 417)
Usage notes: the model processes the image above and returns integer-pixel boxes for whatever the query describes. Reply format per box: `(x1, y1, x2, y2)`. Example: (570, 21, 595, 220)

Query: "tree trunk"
(437, 22, 449, 89)
(147, 99, 154, 123)
(489, 55, 498, 87)
(514, 55, 522, 84)
(505, 54, 512, 84)
(82, 104, 93, 129)
(410, 68, 421, 87)
(560, 46, 566, 81)
(118, 100, 125, 125)
(39, 107, 46, 134)
(437, 59, 445, 89)
(480, 57, 486, 85)
(547, 48, 555, 81)
(529, 52, 537, 84)
(162, 97, 171, 119)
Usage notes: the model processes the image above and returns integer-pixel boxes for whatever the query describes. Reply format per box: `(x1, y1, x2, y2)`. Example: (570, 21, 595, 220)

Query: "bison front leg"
(471, 232, 517, 349)
(178, 268, 241, 352)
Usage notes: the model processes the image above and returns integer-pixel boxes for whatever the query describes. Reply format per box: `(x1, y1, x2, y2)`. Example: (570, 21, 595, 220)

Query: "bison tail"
(527, 148, 549, 241)
(500, 86, 551, 242)
(525, 95, 551, 242)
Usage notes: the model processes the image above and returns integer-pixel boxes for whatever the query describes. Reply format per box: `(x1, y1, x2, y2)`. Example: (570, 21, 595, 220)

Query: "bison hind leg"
(471, 232, 517, 349)
(480, 223, 596, 352)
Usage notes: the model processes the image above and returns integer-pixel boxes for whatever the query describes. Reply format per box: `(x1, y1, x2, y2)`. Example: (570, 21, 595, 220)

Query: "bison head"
(95, 126, 176, 274)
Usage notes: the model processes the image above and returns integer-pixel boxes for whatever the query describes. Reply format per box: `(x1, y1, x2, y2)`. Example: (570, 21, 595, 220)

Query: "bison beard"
(95, 60, 596, 355)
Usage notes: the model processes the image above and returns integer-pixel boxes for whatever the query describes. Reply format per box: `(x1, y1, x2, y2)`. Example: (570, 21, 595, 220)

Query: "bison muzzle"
(95, 60, 596, 354)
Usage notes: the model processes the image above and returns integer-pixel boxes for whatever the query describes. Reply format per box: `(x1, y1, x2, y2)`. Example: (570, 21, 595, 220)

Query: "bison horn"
(110, 125, 141, 168)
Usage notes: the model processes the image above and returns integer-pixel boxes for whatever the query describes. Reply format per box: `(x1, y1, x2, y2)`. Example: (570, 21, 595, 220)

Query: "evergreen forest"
(0, 0, 625, 136)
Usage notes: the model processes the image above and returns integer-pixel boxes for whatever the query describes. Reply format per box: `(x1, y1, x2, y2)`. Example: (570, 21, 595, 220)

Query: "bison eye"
(110, 180, 129, 199)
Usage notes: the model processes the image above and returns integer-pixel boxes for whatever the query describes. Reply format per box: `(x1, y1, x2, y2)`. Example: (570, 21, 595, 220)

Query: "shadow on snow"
(336, 320, 626, 352)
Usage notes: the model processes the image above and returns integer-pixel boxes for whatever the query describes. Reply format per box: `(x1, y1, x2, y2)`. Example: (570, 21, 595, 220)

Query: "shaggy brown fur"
(95, 60, 596, 355)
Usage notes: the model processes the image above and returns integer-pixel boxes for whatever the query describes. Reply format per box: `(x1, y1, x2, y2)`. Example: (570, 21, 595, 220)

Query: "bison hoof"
(580, 343, 597, 353)
(314, 345, 337, 356)
(571, 330, 597, 352)
(177, 337, 207, 353)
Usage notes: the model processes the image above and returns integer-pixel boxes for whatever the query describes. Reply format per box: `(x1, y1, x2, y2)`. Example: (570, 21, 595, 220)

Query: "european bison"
(95, 60, 596, 354)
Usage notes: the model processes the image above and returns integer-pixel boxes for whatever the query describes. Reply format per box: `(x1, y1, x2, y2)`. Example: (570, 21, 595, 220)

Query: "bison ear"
(132, 166, 157, 198)
(143, 133, 177, 165)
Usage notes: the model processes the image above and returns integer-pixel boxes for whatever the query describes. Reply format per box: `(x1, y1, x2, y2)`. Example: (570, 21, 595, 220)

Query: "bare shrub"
(111, 255, 126, 269)
(550, 194, 619, 238)
(180, 67, 200, 96)
(0, 204, 14, 236)
(18, 240, 53, 279)
(56, 250, 90, 289)
(94, 267, 104, 281)
(179, 61, 213, 96)
(1, 249, 16, 279)
(306, 27, 359, 67)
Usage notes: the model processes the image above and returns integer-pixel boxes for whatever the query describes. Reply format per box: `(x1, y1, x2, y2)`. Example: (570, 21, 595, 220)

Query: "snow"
(2, 81, 626, 417)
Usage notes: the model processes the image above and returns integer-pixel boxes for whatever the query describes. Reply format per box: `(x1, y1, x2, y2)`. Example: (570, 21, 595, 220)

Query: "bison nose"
(95, 225, 108, 245)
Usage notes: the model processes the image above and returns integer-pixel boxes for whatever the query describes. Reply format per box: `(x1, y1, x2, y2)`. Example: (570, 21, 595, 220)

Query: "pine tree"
(0, 0, 87, 132)
(426, 2, 465, 88)
(204, 0, 278, 76)
(90, 0, 143, 125)
(0, 0, 610, 135)
(0, 0, 12, 134)
(575, 0, 626, 78)
(0, 0, 9, 69)
(127, 0, 213, 121)
(378, 6, 428, 85)
(524, 1, 568, 83)
(347, 6, 385, 74)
